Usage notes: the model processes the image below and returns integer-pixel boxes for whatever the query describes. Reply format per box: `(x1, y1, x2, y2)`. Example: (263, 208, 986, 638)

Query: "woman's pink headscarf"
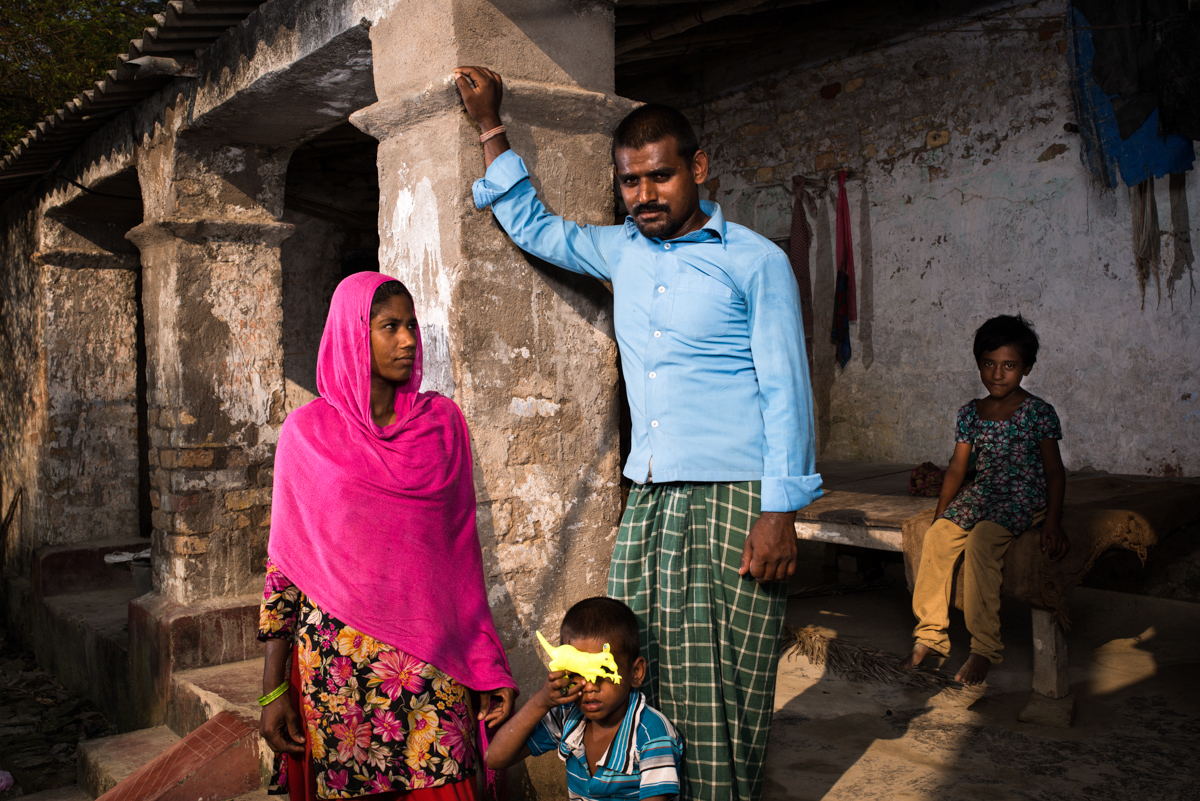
(268, 272, 515, 693)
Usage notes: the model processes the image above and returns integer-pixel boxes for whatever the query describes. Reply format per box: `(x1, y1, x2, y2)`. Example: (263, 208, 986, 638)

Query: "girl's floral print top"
(259, 560, 477, 798)
(942, 395, 1062, 536)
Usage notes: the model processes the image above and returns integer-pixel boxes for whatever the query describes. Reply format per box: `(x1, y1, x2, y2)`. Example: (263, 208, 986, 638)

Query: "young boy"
(486, 597, 683, 800)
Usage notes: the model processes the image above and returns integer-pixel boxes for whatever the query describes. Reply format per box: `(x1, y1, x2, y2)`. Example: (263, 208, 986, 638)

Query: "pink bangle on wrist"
(479, 125, 506, 143)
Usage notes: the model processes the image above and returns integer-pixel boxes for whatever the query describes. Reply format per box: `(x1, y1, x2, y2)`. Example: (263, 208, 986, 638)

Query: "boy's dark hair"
(973, 314, 1039, 366)
(370, 278, 413, 319)
(560, 596, 641, 665)
(612, 104, 700, 162)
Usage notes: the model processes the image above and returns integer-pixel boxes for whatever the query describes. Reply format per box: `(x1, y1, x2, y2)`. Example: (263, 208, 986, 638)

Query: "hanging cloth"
(1168, 173, 1195, 303)
(788, 175, 816, 377)
(831, 170, 856, 368)
(1131, 177, 1161, 308)
(835, 170, 858, 321)
(1068, 5, 1194, 188)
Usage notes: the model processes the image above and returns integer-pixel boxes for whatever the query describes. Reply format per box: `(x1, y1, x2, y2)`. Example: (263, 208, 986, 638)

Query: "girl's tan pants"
(909, 515, 1037, 665)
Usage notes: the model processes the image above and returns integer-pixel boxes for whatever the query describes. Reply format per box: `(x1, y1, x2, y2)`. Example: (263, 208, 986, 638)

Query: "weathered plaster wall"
(41, 264, 139, 543)
(684, 0, 1200, 476)
(0, 206, 46, 571)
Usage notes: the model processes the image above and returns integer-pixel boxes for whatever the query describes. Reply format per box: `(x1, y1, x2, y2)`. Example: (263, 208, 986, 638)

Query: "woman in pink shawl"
(257, 273, 517, 800)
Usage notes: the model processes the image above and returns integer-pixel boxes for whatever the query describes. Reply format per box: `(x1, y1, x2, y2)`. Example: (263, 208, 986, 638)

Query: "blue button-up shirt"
(473, 150, 821, 512)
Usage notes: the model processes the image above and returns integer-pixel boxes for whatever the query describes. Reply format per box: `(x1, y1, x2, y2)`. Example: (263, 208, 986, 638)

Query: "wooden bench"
(795, 461, 1072, 725)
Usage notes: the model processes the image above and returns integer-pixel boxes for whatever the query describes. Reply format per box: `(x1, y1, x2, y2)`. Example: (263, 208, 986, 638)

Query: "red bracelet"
(479, 125, 507, 143)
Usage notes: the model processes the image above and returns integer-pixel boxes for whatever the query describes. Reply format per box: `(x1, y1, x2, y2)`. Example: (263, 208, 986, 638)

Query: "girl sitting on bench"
(900, 314, 1068, 685)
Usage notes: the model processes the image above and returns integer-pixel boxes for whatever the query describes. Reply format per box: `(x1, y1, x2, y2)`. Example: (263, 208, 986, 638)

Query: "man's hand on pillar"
(454, 66, 511, 166)
(453, 66, 503, 127)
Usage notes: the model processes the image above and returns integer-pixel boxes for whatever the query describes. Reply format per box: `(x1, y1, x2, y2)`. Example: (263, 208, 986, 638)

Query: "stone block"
(1018, 692, 1075, 728)
(170, 468, 247, 493)
(158, 450, 178, 469)
(177, 449, 215, 468)
(224, 488, 271, 512)
(173, 494, 217, 535)
(163, 534, 210, 556)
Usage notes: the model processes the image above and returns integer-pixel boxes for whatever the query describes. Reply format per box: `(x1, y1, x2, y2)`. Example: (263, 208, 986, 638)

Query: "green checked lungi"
(607, 481, 786, 801)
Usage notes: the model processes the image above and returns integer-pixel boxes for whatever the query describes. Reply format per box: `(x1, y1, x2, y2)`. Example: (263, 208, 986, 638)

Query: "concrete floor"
(765, 580, 1200, 800)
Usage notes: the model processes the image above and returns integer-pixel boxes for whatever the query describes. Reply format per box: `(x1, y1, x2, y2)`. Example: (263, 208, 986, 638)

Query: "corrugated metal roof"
(0, 0, 270, 201)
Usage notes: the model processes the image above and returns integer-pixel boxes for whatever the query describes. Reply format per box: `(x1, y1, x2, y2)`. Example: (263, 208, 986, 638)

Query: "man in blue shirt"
(455, 66, 821, 801)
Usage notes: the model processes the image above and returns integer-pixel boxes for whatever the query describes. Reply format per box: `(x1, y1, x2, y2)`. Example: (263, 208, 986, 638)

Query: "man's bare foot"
(954, 653, 991, 685)
(899, 643, 933, 671)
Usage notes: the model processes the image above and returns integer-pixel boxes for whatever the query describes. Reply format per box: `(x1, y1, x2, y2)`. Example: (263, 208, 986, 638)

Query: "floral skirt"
(267, 598, 479, 799)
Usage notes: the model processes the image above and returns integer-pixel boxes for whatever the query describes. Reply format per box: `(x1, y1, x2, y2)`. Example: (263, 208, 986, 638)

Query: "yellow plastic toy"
(536, 631, 622, 685)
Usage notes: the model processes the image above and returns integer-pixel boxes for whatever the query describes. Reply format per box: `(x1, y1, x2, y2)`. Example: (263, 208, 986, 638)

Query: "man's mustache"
(633, 202, 670, 216)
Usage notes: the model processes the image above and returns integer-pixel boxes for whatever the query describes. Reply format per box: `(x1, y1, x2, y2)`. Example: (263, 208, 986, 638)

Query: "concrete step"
(168, 658, 262, 738)
(17, 786, 91, 801)
(36, 586, 139, 731)
(85, 712, 260, 801)
(169, 657, 273, 784)
(77, 726, 180, 798)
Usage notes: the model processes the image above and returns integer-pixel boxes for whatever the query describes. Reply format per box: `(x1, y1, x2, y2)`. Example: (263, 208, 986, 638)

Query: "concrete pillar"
(355, 6, 628, 792)
(127, 142, 293, 605)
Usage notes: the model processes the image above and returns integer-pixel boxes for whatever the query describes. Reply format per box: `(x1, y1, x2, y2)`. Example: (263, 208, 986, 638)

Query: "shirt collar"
(557, 689, 645, 776)
(623, 200, 728, 247)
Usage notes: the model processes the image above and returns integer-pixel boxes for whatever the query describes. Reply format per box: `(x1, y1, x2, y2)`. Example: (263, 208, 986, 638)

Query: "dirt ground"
(765, 574, 1200, 801)
(0, 632, 112, 798)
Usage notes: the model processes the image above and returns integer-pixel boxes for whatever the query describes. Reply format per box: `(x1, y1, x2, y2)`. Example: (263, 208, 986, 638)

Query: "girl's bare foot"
(899, 643, 933, 671)
(954, 653, 991, 685)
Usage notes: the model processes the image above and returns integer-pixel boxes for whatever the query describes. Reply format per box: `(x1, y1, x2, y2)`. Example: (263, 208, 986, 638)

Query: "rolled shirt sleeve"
(743, 249, 823, 512)
(473, 150, 612, 282)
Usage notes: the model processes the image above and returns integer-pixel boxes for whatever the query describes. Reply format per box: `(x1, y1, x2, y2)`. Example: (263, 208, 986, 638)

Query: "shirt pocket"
(670, 273, 734, 339)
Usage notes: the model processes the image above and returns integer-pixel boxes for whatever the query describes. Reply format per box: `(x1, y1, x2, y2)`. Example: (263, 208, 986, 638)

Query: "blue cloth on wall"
(1069, 6, 1194, 188)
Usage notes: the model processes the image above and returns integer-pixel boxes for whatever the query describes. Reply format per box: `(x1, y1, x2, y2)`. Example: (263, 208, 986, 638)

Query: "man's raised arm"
(454, 66, 612, 282)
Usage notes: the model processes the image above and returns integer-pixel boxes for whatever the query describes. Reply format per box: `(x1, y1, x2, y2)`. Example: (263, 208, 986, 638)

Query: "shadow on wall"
(281, 123, 381, 414)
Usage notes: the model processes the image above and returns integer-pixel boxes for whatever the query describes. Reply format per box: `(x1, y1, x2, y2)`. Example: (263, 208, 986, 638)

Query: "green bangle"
(258, 680, 289, 706)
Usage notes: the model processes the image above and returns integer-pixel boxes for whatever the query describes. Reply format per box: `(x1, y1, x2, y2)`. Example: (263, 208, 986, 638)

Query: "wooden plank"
(797, 490, 934, 528)
(795, 520, 903, 551)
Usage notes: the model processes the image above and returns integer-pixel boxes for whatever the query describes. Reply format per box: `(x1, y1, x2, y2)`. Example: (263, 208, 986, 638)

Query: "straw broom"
(783, 625, 962, 691)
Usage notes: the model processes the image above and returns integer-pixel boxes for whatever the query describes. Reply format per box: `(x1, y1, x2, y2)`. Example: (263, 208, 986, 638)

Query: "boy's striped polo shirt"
(526, 689, 682, 800)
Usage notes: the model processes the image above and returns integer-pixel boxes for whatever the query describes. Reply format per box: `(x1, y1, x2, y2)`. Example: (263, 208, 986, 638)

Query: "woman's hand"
(478, 686, 517, 729)
(260, 695, 306, 756)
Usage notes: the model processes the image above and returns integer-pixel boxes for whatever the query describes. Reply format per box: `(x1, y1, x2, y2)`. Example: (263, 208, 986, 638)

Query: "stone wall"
(0, 205, 44, 571)
(676, 0, 1200, 476)
(1, 2, 626, 765)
